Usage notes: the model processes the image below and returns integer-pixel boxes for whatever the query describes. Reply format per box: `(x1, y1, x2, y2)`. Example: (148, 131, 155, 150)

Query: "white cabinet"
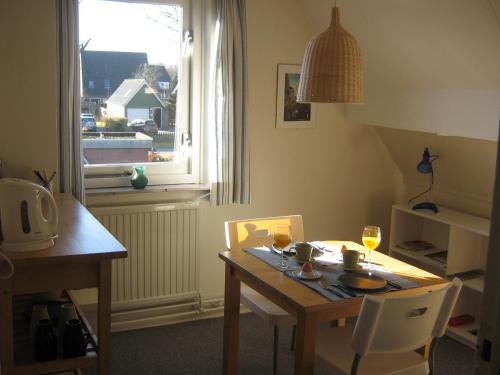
(389, 203, 490, 348)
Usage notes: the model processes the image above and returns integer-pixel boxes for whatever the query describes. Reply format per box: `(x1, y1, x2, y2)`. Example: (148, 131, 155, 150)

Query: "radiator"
(90, 202, 199, 311)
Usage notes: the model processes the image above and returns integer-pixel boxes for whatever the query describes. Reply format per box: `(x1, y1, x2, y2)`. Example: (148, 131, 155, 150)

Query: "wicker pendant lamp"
(297, 6, 364, 103)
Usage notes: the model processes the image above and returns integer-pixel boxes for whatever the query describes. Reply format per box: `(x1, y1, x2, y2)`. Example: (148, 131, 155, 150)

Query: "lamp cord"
(0, 250, 14, 280)
(408, 170, 434, 205)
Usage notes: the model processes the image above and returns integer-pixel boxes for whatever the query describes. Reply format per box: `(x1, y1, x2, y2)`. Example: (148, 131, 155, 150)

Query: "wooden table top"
(219, 240, 447, 314)
(3, 193, 127, 265)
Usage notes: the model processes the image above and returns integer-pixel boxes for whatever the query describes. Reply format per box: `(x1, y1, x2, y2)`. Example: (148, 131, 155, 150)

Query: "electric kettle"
(0, 178, 58, 251)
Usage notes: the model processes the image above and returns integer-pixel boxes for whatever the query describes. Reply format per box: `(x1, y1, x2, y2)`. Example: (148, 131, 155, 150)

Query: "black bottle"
(63, 319, 87, 358)
(34, 319, 58, 361)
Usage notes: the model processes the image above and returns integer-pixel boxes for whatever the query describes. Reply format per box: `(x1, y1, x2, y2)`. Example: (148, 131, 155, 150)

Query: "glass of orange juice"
(274, 224, 292, 270)
(362, 226, 381, 269)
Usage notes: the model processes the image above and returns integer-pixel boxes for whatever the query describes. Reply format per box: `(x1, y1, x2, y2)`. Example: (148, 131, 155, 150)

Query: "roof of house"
(81, 50, 148, 99)
(106, 79, 164, 108)
(145, 64, 172, 85)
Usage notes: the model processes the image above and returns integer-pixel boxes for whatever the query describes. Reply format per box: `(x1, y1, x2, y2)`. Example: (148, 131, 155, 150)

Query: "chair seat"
(315, 325, 429, 375)
(241, 285, 295, 326)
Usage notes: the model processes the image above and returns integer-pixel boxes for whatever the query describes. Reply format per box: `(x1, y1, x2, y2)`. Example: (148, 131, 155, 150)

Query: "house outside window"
(79, 0, 201, 188)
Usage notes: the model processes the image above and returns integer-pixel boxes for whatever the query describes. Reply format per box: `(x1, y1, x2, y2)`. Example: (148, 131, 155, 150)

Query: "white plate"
(292, 269, 322, 280)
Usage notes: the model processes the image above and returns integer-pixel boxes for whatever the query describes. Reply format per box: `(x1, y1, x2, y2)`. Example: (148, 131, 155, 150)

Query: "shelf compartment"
(392, 204, 490, 236)
(390, 203, 489, 349)
(446, 323, 479, 349)
(463, 276, 484, 293)
(390, 246, 447, 273)
(12, 293, 98, 375)
(447, 226, 488, 275)
(390, 209, 450, 252)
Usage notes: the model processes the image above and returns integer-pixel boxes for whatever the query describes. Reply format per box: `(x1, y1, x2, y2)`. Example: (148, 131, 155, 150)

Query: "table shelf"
(13, 352, 97, 375)
(11, 293, 98, 375)
(390, 246, 447, 273)
(446, 323, 479, 349)
(463, 276, 484, 293)
(0, 194, 126, 375)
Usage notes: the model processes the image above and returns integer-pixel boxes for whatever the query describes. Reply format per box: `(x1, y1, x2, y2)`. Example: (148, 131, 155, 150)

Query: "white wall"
(0, 0, 59, 182)
(191, 0, 403, 299)
(300, 0, 500, 140)
(376, 127, 497, 218)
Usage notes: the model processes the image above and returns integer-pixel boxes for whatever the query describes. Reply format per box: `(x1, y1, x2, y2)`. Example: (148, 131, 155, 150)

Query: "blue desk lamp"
(408, 147, 439, 213)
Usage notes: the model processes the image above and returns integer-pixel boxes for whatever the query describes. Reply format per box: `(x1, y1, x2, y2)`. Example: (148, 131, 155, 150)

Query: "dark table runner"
(244, 246, 420, 301)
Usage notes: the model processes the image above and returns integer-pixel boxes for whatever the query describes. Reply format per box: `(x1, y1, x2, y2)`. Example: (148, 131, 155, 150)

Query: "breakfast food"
(301, 262, 313, 273)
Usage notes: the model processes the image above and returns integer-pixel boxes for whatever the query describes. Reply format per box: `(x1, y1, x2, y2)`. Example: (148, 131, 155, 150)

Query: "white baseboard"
(71, 293, 251, 333)
(108, 295, 250, 332)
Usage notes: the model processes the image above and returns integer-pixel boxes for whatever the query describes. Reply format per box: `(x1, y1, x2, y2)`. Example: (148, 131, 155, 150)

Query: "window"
(79, 0, 201, 188)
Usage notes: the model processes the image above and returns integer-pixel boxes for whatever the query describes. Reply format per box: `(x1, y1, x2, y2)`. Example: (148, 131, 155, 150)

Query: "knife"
(386, 280, 403, 290)
(330, 283, 357, 297)
(318, 279, 344, 298)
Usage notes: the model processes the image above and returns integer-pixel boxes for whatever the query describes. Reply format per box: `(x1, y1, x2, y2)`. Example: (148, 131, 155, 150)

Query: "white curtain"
(209, 0, 250, 205)
(58, 0, 85, 203)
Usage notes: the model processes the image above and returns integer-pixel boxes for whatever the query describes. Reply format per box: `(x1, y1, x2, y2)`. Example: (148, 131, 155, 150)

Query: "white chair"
(224, 215, 303, 375)
(315, 278, 463, 375)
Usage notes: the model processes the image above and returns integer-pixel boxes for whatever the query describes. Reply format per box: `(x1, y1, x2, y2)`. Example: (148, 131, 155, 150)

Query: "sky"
(79, 0, 182, 66)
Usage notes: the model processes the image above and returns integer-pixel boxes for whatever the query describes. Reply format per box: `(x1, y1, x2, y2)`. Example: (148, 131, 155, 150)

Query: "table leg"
(98, 259, 112, 375)
(0, 278, 14, 375)
(223, 263, 241, 375)
(295, 311, 317, 375)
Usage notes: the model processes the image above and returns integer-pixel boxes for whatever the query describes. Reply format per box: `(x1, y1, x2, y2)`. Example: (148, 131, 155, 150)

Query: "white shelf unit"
(389, 204, 490, 348)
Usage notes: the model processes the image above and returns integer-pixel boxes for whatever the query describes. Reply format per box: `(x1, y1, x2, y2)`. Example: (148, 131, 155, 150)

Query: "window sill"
(85, 183, 210, 196)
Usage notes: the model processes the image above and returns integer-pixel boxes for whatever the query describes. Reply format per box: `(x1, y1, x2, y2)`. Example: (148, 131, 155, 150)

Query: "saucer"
(343, 264, 363, 272)
(292, 269, 322, 280)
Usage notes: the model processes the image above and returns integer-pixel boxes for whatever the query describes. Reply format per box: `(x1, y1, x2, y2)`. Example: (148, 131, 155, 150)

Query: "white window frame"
(82, 0, 202, 189)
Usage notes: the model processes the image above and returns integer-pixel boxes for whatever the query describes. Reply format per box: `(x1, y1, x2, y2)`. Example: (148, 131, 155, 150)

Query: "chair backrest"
(224, 215, 304, 250)
(351, 278, 462, 356)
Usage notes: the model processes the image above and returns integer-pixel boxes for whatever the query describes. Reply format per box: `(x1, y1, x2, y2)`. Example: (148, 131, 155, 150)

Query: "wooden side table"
(0, 194, 127, 375)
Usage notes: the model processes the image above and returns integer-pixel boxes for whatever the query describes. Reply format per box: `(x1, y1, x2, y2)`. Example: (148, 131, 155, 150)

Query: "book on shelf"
(396, 240, 436, 252)
(425, 250, 448, 263)
(447, 269, 484, 280)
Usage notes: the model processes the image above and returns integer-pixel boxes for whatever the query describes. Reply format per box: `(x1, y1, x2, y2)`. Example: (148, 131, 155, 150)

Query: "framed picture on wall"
(275, 64, 315, 129)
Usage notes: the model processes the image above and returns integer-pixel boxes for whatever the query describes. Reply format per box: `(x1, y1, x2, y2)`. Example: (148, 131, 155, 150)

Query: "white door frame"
(476, 123, 500, 374)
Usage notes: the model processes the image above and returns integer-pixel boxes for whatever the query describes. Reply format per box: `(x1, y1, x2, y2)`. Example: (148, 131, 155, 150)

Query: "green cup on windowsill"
(131, 166, 148, 189)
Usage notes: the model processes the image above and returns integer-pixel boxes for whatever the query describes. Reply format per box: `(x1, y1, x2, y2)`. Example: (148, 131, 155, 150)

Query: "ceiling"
(299, 0, 500, 140)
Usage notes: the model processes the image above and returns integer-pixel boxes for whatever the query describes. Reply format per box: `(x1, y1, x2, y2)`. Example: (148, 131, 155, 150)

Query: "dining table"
(219, 240, 447, 375)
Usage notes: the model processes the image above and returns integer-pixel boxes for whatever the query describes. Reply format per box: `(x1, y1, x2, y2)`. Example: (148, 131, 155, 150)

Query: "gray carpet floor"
(86, 313, 476, 374)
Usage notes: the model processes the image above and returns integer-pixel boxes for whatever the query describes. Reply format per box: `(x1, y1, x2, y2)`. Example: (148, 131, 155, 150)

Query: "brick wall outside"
(84, 148, 149, 164)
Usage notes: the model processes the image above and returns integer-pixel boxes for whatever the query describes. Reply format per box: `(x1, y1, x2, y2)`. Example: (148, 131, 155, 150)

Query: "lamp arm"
(408, 170, 434, 205)
(408, 186, 433, 205)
